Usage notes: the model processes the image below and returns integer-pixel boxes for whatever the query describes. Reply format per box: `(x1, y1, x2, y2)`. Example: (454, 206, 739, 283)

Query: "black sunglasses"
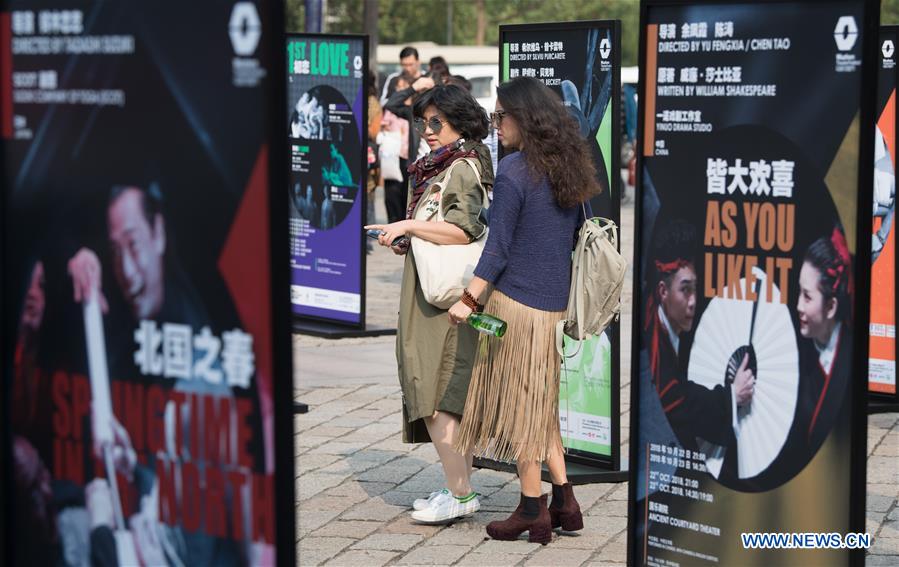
(413, 116, 448, 135)
(489, 111, 508, 126)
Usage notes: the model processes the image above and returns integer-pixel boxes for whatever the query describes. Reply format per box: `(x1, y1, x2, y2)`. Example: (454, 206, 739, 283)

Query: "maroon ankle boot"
(486, 494, 552, 544)
(548, 483, 583, 531)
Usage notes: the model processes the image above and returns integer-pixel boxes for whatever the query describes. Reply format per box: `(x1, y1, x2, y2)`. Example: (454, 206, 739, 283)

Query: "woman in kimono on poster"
(791, 227, 854, 457)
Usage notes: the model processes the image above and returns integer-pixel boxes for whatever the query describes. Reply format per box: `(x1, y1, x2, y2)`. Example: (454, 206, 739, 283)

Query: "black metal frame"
(496, 19, 624, 476)
(868, 24, 899, 411)
(269, 3, 296, 566)
(287, 32, 370, 332)
(627, 2, 878, 565)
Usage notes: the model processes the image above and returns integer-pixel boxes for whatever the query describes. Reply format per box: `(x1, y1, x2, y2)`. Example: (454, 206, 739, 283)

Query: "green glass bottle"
(468, 312, 507, 338)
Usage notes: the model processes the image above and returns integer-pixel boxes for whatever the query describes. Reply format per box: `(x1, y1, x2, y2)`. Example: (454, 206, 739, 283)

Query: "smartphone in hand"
(366, 228, 407, 247)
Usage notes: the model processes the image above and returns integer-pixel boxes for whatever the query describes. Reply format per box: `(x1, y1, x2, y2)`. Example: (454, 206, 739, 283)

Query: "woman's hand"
(365, 221, 410, 248)
(448, 300, 473, 326)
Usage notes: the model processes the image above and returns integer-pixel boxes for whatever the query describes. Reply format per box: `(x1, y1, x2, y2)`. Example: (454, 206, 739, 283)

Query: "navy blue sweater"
(474, 151, 590, 311)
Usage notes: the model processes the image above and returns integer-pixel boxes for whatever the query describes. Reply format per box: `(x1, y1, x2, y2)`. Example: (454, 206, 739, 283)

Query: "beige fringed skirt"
(455, 290, 565, 463)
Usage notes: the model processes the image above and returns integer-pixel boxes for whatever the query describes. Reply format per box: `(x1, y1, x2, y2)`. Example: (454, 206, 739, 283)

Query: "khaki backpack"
(555, 212, 627, 358)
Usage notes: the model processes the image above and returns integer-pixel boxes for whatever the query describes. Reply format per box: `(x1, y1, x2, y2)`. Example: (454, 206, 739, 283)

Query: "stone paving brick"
(326, 480, 396, 499)
(524, 547, 592, 566)
(587, 498, 627, 518)
(339, 501, 406, 522)
(589, 532, 628, 565)
(297, 435, 333, 449)
(869, 495, 895, 513)
(474, 539, 545, 555)
(315, 458, 382, 477)
(302, 495, 360, 514)
(870, 536, 899, 555)
(455, 552, 528, 566)
(308, 441, 373, 456)
(305, 425, 357, 438)
(889, 508, 899, 522)
(395, 544, 470, 565)
(865, 555, 899, 566)
(549, 531, 616, 551)
(424, 525, 490, 547)
(299, 473, 350, 500)
(310, 519, 381, 539)
(297, 453, 341, 474)
(381, 516, 445, 537)
(880, 521, 899, 540)
(868, 457, 899, 484)
(369, 437, 420, 453)
(581, 514, 628, 536)
(298, 510, 342, 538)
(300, 387, 358, 405)
(350, 533, 424, 552)
(352, 422, 400, 443)
(356, 463, 426, 483)
(868, 512, 886, 536)
(325, 549, 399, 567)
(868, 483, 899, 497)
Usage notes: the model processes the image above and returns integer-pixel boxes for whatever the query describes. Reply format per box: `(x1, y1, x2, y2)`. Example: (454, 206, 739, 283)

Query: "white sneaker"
(412, 488, 447, 511)
(410, 491, 480, 524)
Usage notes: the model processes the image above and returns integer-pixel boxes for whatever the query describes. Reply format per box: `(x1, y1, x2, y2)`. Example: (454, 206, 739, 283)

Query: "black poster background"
(628, 1, 876, 566)
(1, 2, 293, 565)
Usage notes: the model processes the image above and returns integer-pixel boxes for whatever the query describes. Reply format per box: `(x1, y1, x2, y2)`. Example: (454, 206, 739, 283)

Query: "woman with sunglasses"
(450, 77, 601, 544)
(366, 84, 494, 524)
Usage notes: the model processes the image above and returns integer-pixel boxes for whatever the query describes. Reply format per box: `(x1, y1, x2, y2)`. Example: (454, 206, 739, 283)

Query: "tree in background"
(287, 0, 899, 68)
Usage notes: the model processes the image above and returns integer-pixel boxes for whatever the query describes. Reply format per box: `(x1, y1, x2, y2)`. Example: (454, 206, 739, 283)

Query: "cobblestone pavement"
(295, 197, 899, 566)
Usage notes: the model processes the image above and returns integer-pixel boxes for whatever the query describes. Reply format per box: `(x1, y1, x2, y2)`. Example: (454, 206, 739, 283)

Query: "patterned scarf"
(405, 138, 478, 220)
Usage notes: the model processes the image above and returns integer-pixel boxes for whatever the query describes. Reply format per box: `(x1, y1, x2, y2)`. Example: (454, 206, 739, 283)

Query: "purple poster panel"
(286, 34, 366, 325)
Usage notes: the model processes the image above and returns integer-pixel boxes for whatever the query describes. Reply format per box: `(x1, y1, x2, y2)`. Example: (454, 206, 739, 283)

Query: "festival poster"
(287, 34, 367, 326)
(1, 2, 292, 565)
(500, 21, 621, 463)
(869, 26, 897, 397)
(629, 2, 875, 565)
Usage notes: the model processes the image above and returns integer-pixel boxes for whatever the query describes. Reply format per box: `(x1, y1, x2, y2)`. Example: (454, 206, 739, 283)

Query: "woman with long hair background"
(450, 77, 601, 543)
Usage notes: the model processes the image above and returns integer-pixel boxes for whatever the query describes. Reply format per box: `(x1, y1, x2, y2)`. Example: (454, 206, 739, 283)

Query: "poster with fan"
(628, 1, 876, 565)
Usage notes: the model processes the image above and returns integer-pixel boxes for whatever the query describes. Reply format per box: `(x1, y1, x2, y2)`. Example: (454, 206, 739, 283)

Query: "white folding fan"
(687, 266, 799, 479)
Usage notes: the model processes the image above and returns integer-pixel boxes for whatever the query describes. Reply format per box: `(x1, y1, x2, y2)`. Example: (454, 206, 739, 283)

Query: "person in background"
(384, 74, 437, 221)
(367, 70, 383, 252)
(380, 46, 422, 105)
(428, 56, 450, 83)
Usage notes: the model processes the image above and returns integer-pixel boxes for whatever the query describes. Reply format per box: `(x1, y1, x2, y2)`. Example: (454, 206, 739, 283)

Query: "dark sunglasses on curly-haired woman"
(413, 116, 448, 135)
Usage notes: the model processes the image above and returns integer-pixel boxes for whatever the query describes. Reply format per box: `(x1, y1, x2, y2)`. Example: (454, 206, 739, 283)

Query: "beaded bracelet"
(461, 289, 483, 313)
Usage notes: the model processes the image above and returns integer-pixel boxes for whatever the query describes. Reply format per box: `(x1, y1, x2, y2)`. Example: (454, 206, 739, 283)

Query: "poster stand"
(293, 318, 396, 338)
(868, 399, 899, 414)
(474, 456, 628, 485)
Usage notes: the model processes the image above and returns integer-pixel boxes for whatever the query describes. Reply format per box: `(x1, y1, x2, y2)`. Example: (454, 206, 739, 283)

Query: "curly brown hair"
(497, 77, 602, 207)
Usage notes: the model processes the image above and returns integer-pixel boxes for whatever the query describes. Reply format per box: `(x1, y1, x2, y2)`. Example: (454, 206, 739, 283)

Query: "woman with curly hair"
(367, 83, 494, 524)
(449, 77, 601, 544)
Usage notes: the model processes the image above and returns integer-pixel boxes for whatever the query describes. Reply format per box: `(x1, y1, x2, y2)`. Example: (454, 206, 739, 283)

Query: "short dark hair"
(803, 230, 851, 322)
(399, 46, 419, 60)
(109, 183, 163, 228)
(428, 56, 449, 77)
(447, 75, 472, 92)
(413, 84, 489, 141)
(650, 219, 698, 288)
